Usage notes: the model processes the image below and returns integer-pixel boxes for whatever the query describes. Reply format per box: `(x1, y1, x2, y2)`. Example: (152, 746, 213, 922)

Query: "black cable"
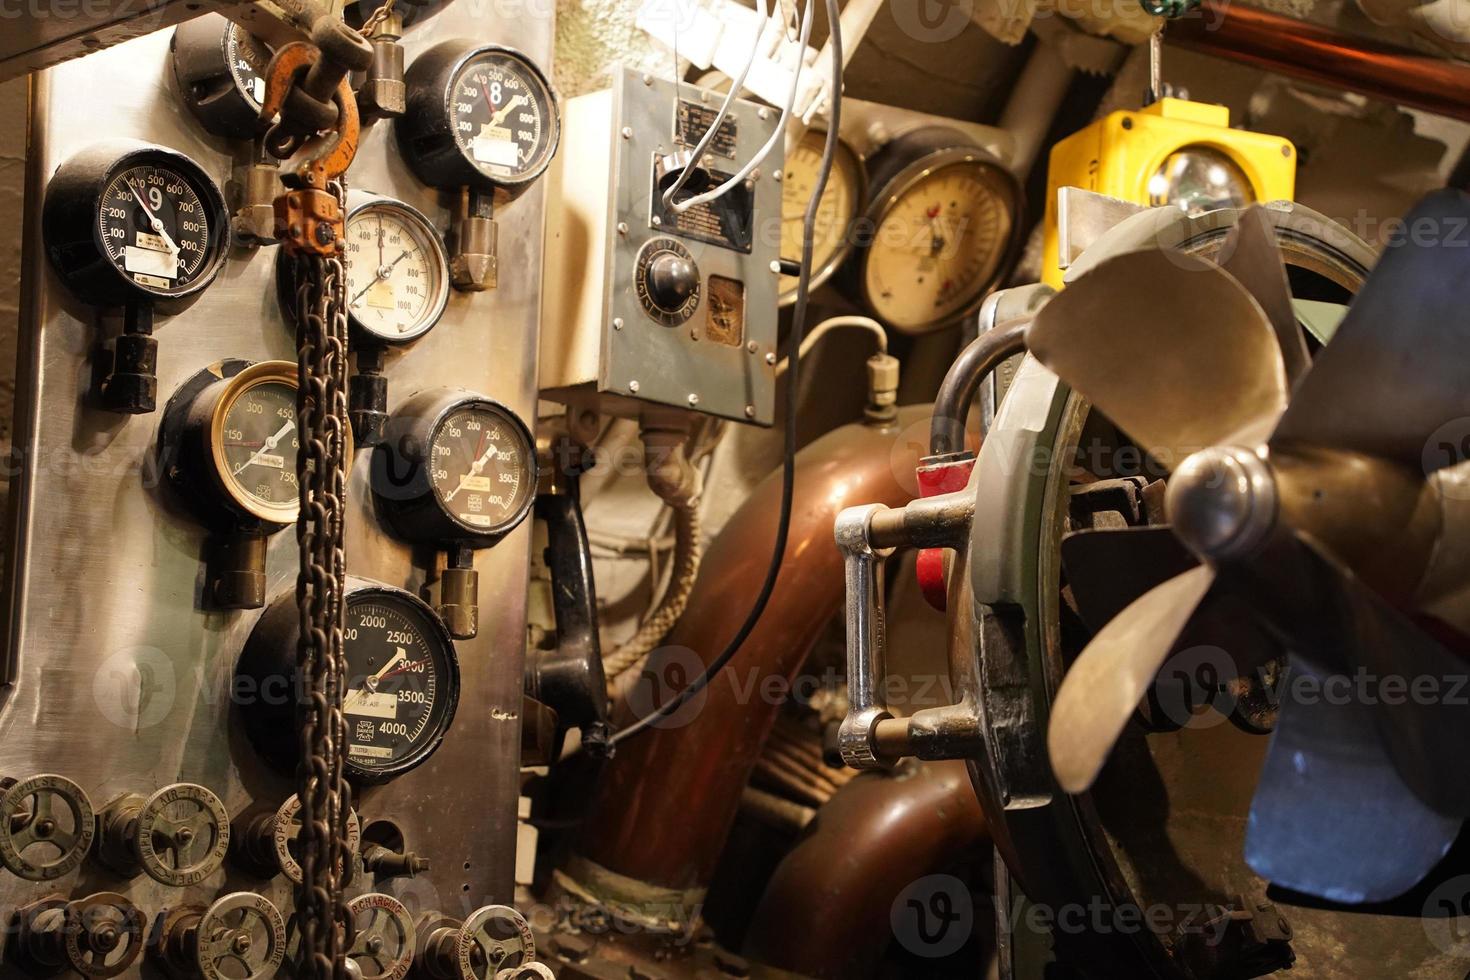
(928, 317, 1030, 457)
(610, 0, 844, 746)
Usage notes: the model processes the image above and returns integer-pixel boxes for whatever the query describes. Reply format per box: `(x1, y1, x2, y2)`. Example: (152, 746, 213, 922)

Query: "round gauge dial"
(209, 361, 300, 524)
(343, 197, 450, 343)
(45, 144, 229, 310)
(341, 587, 461, 781)
(779, 129, 865, 305)
(371, 390, 538, 545)
(448, 47, 558, 185)
(428, 401, 536, 535)
(857, 142, 1021, 334)
(224, 23, 270, 109)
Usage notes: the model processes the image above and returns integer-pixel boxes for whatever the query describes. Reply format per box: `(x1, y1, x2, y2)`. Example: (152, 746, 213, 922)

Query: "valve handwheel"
(457, 905, 535, 979)
(347, 893, 417, 980)
(193, 892, 287, 980)
(0, 773, 96, 880)
(134, 783, 231, 886)
(63, 892, 146, 978)
(273, 792, 361, 884)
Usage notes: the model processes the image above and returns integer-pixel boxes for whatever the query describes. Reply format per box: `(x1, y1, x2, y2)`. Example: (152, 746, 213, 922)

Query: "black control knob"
(645, 251, 699, 313)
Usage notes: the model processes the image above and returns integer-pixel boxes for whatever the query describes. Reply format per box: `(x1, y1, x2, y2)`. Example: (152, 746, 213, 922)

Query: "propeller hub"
(1167, 446, 1278, 562)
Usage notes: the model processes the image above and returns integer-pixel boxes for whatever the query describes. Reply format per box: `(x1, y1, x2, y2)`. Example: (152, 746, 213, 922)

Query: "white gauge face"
(779, 130, 862, 303)
(863, 160, 1016, 332)
(344, 201, 449, 343)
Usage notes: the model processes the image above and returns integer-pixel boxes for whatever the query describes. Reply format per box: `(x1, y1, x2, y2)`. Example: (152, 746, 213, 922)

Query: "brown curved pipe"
(575, 407, 930, 892)
(1169, 1, 1470, 123)
(743, 760, 988, 979)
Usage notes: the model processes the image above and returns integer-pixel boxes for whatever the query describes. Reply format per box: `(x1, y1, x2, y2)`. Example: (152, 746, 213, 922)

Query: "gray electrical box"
(540, 66, 783, 425)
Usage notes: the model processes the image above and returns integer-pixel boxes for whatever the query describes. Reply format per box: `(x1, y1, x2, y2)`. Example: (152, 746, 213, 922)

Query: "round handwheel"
(457, 906, 535, 979)
(134, 783, 231, 886)
(63, 892, 146, 978)
(347, 893, 417, 980)
(0, 773, 96, 880)
(194, 892, 287, 980)
(12, 895, 70, 973)
(273, 793, 361, 884)
(495, 965, 555, 980)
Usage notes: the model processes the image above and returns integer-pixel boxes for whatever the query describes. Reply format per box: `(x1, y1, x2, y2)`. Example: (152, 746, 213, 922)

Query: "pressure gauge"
(161, 360, 301, 528)
(236, 581, 462, 783)
(371, 389, 537, 544)
(852, 129, 1022, 334)
(778, 128, 865, 305)
(171, 14, 271, 140)
(44, 142, 229, 312)
(397, 41, 560, 193)
(278, 193, 451, 345)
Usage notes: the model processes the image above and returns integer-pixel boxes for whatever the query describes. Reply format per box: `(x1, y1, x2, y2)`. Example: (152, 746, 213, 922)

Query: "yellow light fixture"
(1041, 98, 1297, 287)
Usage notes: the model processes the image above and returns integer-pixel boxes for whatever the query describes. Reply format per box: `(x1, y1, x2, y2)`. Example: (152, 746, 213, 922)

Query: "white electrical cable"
(661, 0, 772, 211)
(666, 0, 814, 215)
(774, 316, 887, 375)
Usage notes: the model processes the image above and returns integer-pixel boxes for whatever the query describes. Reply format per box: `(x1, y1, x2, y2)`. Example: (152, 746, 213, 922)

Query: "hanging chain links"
(358, 0, 398, 39)
(288, 174, 355, 980)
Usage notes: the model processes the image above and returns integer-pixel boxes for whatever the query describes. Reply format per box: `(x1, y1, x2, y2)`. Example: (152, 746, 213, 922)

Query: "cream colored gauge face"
(778, 130, 864, 304)
(862, 159, 1018, 333)
(344, 199, 450, 344)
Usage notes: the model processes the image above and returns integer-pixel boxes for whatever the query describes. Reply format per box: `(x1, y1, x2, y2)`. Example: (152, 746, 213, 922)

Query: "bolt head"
(1166, 446, 1278, 561)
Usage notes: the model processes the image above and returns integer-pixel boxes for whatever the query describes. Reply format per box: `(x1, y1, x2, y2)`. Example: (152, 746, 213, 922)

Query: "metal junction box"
(540, 67, 783, 425)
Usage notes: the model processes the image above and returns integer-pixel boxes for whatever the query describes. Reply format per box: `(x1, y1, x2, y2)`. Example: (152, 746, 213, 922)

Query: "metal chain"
(358, 0, 398, 38)
(290, 175, 354, 980)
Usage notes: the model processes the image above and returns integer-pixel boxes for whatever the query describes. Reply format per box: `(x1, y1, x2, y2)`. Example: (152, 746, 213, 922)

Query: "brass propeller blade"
(1271, 189, 1470, 471)
(1217, 206, 1311, 385)
(1245, 652, 1461, 903)
(1027, 249, 1288, 471)
(1048, 564, 1217, 794)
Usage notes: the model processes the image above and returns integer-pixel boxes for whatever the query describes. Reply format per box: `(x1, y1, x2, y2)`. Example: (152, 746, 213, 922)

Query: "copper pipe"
(574, 407, 930, 892)
(744, 760, 988, 979)
(1169, 1, 1470, 122)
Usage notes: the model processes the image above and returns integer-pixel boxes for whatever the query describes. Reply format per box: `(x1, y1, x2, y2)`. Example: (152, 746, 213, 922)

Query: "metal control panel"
(0, 6, 550, 974)
(539, 67, 783, 425)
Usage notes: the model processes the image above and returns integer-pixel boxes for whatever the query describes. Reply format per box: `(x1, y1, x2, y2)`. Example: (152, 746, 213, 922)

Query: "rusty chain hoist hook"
(258, 18, 371, 256)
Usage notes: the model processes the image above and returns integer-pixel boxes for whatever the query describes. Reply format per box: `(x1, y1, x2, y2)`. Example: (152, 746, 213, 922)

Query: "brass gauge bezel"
(853, 140, 1023, 334)
(205, 360, 301, 525)
(778, 130, 867, 306)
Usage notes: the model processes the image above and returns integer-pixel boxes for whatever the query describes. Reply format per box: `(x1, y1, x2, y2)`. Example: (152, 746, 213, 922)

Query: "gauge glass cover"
(863, 160, 1016, 331)
(224, 23, 269, 108)
(779, 130, 861, 303)
(428, 402, 534, 534)
(344, 200, 450, 343)
(98, 162, 220, 297)
(342, 591, 458, 777)
(212, 365, 299, 523)
(448, 49, 556, 183)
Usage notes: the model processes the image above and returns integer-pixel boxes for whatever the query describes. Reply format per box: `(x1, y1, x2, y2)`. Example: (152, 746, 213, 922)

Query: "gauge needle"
(488, 93, 525, 128)
(350, 250, 415, 306)
(126, 179, 180, 255)
(377, 657, 430, 683)
(346, 648, 406, 708)
(232, 419, 294, 476)
(445, 438, 496, 503)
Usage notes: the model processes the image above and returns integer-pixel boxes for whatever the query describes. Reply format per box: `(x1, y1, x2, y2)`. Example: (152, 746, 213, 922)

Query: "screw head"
(617, 222, 629, 236)
(629, 380, 640, 393)
(687, 393, 699, 406)
(746, 341, 758, 353)
(757, 107, 770, 120)
(744, 405, 756, 418)
(642, 73, 653, 85)
(764, 352, 776, 365)
(652, 216, 662, 227)
(621, 127, 633, 139)
(768, 261, 781, 275)
(612, 317, 624, 330)
(773, 169, 783, 182)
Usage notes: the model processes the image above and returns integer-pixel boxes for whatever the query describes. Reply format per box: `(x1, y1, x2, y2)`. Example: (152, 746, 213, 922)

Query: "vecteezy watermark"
(890, 0, 976, 43)
(891, 874, 974, 958)
(1424, 417, 1470, 501)
(1423, 875, 1470, 956)
(622, 646, 709, 730)
(93, 646, 176, 730)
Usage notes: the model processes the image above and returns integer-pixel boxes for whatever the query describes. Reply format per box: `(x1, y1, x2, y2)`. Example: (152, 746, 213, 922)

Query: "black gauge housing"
(43, 140, 230, 313)
(235, 580, 462, 784)
(396, 40, 560, 194)
(371, 388, 537, 545)
(171, 14, 272, 140)
(157, 359, 301, 531)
